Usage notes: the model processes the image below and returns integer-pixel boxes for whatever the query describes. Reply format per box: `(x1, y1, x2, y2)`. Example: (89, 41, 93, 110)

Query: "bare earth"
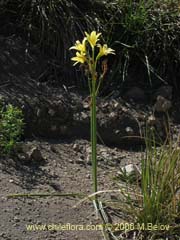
(0, 139, 143, 240)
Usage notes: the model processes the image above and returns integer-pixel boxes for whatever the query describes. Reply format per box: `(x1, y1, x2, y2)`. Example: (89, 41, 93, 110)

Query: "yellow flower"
(69, 38, 86, 53)
(71, 51, 86, 65)
(85, 31, 101, 48)
(97, 44, 115, 59)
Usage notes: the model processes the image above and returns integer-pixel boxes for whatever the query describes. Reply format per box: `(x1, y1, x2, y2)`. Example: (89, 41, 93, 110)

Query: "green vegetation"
(108, 0, 180, 90)
(140, 134, 179, 227)
(0, 104, 24, 155)
(111, 133, 180, 239)
(1, 0, 180, 89)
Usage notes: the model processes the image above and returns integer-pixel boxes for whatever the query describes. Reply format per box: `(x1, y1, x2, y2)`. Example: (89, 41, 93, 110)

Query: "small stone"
(49, 182, 61, 191)
(115, 129, 120, 135)
(154, 96, 172, 112)
(86, 159, 92, 165)
(115, 158, 121, 164)
(28, 147, 44, 162)
(83, 102, 89, 109)
(48, 109, 55, 117)
(50, 146, 57, 153)
(109, 112, 117, 119)
(102, 102, 108, 108)
(14, 216, 20, 222)
(80, 112, 88, 120)
(113, 101, 120, 108)
(73, 143, 78, 151)
(0, 232, 6, 237)
(86, 174, 91, 179)
(125, 126, 134, 135)
(122, 164, 137, 173)
(9, 179, 14, 183)
(17, 153, 29, 162)
(118, 164, 140, 180)
(76, 158, 85, 165)
(147, 115, 156, 126)
(36, 108, 41, 117)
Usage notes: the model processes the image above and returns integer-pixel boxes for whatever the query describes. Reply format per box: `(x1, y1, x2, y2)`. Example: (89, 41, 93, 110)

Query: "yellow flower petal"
(85, 31, 101, 48)
(69, 38, 87, 53)
(71, 52, 86, 65)
(97, 44, 115, 59)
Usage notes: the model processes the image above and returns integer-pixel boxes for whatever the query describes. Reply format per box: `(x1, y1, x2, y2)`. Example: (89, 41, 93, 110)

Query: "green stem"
(91, 72, 97, 200)
(7, 192, 85, 198)
(90, 48, 98, 201)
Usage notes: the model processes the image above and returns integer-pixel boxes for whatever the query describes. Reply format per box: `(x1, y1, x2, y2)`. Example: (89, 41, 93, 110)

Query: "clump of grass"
(109, 130, 180, 239)
(139, 133, 179, 226)
(0, 103, 24, 155)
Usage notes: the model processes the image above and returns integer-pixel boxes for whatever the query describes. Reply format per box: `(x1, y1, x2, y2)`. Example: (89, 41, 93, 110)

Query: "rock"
(28, 147, 44, 162)
(0, 232, 6, 237)
(147, 115, 157, 126)
(118, 164, 140, 182)
(72, 143, 78, 151)
(86, 174, 91, 179)
(98, 109, 140, 146)
(109, 112, 118, 120)
(124, 87, 146, 102)
(84, 144, 124, 166)
(50, 146, 57, 153)
(121, 164, 140, 175)
(83, 101, 90, 109)
(75, 158, 85, 165)
(14, 216, 20, 222)
(49, 182, 61, 191)
(115, 129, 120, 135)
(154, 96, 172, 113)
(17, 152, 30, 162)
(86, 159, 92, 165)
(113, 101, 120, 108)
(125, 126, 134, 136)
(48, 109, 56, 117)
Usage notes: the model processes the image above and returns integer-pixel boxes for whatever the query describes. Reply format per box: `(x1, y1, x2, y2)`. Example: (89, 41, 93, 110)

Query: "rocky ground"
(0, 139, 144, 240)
